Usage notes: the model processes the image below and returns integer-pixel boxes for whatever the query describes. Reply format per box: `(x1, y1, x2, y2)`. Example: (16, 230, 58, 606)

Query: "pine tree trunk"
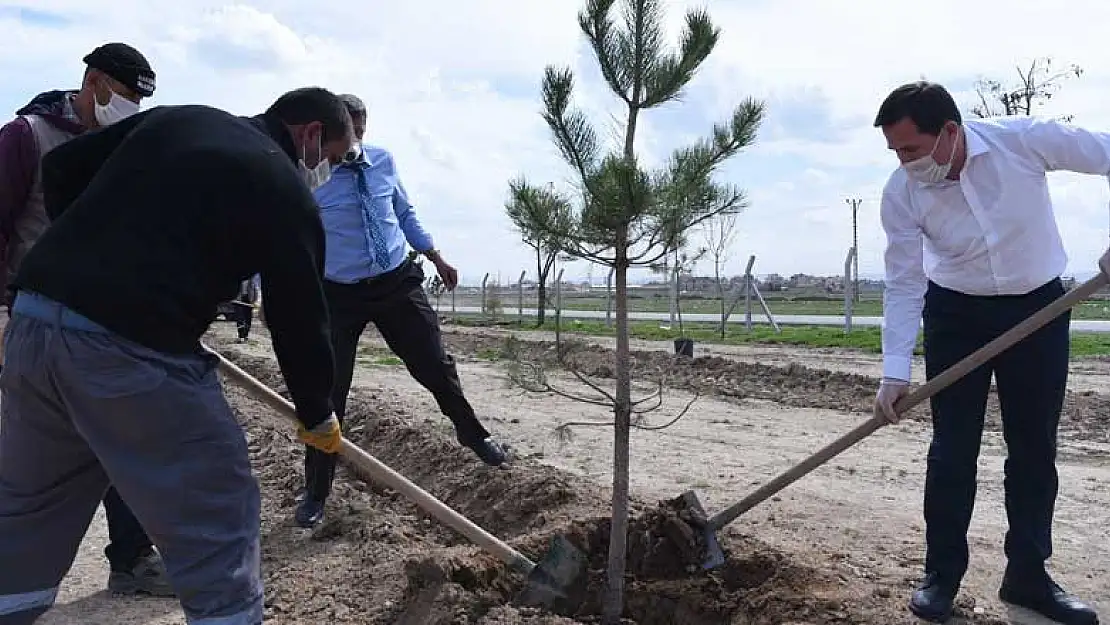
(602, 83, 638, 624)
(601, 237, 632, 624)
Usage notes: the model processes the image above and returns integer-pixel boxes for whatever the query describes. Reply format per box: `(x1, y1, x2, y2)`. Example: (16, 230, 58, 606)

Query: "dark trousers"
(103, 487, 154, 572)
(2, 308, 152, 573)
(233, 300, 252, 340)
(303, 260, 491, 501)
(921, 278, 1068, 586)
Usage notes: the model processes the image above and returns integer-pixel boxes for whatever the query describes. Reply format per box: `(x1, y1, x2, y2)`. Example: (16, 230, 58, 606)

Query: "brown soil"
(42, 320, 1108, 623)
(217, 345, 886, 625)
(442, 328, 1110, 445)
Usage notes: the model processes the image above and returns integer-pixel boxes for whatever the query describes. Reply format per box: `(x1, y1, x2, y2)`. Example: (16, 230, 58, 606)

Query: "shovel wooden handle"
(708, 272, 1110, 530)
(206, 345, 537, 576)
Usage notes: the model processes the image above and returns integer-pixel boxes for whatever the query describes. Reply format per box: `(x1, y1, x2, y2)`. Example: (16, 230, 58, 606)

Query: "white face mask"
(94, 91, 140, 126)
(343, 141, 361, 163)
(298, 135, 332, 190)
(903, 125, 960, 184)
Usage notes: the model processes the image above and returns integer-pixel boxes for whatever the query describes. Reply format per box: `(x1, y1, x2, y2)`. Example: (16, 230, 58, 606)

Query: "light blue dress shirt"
(313, 144, 434, 283)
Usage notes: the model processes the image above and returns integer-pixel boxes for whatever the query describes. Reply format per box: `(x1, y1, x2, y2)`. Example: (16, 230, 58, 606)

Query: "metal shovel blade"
(680, 490, 725, 570)
(515, 534, 589, 608)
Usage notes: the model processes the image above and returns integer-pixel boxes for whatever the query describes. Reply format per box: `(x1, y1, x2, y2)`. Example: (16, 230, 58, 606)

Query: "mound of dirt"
(465, 332, 878, 414)
(438, 329, 1110, 444)
(208, 334, 1009, 624)
(394, 497, 846, 625)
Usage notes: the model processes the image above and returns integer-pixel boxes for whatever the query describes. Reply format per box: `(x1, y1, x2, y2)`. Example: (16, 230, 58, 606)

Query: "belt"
(331, 258, 410, 287)
(11, 290, 111, 334)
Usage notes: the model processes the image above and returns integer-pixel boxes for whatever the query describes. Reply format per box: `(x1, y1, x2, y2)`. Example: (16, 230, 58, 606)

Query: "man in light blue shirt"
(293, 93, 508, 528)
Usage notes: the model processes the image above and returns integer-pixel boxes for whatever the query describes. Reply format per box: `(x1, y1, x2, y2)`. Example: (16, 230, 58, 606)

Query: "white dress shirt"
(880, 115, 1110, 382)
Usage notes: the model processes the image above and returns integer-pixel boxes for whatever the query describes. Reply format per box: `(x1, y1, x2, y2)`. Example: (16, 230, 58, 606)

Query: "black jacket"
(14, 104, 334, 428)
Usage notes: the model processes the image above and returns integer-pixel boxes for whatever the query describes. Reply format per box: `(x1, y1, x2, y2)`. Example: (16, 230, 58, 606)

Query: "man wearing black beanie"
(0, 42, 170, 598)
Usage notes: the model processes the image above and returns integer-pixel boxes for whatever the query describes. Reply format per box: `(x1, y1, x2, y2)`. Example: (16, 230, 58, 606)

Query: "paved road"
(433, 304, 1110, 333)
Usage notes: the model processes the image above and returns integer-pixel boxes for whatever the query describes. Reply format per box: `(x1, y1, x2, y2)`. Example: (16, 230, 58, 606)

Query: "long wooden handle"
(207, 345, 537, 576)
(708, 273, 1109, 530)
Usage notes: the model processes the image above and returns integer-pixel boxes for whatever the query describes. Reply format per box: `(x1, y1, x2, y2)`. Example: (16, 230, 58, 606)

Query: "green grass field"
(447, 315, 1110, 358)
(551, 296, 886, 316)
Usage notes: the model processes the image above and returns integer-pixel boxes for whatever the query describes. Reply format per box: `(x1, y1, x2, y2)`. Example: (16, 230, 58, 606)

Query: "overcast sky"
(3, 0, 1110, 285)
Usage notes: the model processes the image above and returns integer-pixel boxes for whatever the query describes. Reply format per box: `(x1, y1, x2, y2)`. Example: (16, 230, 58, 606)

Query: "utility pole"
(845, 198, 863, 303)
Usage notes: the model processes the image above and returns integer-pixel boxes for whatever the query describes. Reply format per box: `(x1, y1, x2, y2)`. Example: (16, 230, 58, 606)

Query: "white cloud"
(2, 0, 1109, 284)
(693, 0, 1110, 279)
(174, 5, 310, 72)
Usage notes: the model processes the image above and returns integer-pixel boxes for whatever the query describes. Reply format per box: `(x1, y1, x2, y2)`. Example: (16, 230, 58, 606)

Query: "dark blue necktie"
(353, 164, 391, 271)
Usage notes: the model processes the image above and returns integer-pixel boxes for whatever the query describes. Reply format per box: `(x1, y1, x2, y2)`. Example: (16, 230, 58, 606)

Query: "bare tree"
(701, 211, 739, 338)
(653, 240, 704, 338)
(972, 57, 1083, 122)
(505, 179, 573, 326)
(507, 0, 765, 620)
(649, 231, 703, 329)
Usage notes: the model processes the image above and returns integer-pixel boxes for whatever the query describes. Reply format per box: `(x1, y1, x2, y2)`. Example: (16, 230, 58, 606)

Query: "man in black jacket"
(0, 87, 351, 625)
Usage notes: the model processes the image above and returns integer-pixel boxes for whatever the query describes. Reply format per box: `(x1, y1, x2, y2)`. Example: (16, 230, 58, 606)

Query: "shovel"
(681, 272, 1109, 569)
(207, 345, 588, 606)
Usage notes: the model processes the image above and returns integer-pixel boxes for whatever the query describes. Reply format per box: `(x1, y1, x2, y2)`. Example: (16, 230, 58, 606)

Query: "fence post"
(517, 270, 526, 325)
(743, 255, 755, 331)
(843, 247, 856, 334)
(750, 271, 780, 333)
(481, 273, 490, 319)
(605, 266, 615, 328)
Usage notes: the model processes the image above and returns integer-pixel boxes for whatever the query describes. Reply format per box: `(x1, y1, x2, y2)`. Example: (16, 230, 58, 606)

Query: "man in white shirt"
(872, 81, 1103, 625)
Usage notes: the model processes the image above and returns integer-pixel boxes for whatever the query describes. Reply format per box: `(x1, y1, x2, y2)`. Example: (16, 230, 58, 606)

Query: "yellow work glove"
(297, 414, 342, 454)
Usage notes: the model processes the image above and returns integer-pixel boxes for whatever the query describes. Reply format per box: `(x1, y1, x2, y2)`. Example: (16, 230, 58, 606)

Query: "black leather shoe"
(909, 572, 958, 623)
(294, 497, 325, 528)
(467, 437, 509, 468)
(999, 576, 1099, 625)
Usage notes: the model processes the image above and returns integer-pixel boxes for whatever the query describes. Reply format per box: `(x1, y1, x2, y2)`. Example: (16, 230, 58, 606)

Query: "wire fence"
(421, 255, 888, 335)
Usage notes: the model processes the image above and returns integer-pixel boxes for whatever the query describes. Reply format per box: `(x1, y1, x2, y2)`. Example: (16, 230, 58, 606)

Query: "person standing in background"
(234, 274, 260, 341)
(0, 42, 172, 598)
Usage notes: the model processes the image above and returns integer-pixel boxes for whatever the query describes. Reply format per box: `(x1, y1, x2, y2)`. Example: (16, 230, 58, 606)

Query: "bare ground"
(36, 321, 1110, 624)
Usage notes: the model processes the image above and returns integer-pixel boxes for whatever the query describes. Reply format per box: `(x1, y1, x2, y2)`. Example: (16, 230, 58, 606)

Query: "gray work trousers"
(0, 292, 263, 625)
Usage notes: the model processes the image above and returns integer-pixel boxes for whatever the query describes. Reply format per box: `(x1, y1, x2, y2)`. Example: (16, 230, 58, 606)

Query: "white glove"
(874, 378, 910, 424)
(1100, 246, 1110, 279)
